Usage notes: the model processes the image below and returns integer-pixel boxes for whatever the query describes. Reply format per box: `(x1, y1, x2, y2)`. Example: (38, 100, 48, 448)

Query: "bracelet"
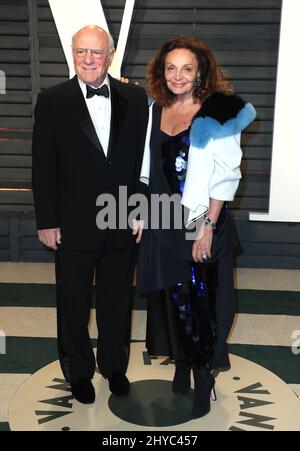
(204, 217, 216, 231)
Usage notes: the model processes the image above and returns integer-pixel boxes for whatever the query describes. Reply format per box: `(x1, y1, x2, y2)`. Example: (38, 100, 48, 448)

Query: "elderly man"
(32, 25, 148, 403)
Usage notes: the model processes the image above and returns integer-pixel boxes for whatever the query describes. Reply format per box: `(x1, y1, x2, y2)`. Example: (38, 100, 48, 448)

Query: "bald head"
(72, 25, 115, 88)
(72, 25, 114, 54)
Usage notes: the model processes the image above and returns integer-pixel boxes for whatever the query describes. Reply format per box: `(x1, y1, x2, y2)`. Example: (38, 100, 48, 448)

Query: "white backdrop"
(48, 0, 135, 78)
(249, 0, 300, 222)
(49, 0, 300, 223)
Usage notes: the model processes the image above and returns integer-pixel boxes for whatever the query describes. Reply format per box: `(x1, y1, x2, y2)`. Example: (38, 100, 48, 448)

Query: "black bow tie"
(86, 84, 109, 99)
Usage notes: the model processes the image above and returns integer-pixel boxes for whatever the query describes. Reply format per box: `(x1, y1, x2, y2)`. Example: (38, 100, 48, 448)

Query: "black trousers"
(55, 239, 136, 383)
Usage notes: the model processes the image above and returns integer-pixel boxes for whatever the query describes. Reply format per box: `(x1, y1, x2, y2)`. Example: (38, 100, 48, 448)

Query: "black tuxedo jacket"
(32, 75, 148, 251)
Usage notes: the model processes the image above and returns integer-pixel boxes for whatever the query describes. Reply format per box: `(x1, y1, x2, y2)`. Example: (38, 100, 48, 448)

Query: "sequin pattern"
(161, 131, 190, 195)
(161, 129, 215, 365)
(171, 262, 211, 344)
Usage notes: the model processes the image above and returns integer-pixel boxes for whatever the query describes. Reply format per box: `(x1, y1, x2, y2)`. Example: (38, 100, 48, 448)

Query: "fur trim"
(190, 93, 256, 149)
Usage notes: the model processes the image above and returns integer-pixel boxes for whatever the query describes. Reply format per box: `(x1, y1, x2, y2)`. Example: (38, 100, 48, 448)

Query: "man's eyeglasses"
(73, 48, 107, 59)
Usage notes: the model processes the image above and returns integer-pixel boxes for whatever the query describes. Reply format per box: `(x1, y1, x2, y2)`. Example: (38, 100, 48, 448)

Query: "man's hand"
(132, 219, 144, 244)
(38, 228, 61, 250)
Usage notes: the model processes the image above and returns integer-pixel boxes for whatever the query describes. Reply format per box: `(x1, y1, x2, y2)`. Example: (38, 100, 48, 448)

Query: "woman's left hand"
(192, 227, 213, 263)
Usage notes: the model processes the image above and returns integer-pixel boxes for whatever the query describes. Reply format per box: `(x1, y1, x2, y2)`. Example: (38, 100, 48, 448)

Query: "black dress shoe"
(108, 372, 130, 396)
(71, 378, 95, 404)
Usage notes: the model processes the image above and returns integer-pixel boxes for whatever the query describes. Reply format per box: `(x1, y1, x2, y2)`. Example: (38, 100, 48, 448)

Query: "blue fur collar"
(190, 94, 256, 149)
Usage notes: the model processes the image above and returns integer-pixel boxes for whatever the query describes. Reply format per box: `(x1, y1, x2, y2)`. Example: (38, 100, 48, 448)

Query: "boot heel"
(191, 365, 215, 419)
(211, 386, 217, 401)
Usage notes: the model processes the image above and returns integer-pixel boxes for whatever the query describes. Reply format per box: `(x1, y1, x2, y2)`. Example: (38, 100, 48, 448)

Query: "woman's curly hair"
(147, 35, 233, 106)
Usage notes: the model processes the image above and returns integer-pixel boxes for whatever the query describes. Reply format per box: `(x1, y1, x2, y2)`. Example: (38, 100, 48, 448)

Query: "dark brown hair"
(146, 35, 233, 106)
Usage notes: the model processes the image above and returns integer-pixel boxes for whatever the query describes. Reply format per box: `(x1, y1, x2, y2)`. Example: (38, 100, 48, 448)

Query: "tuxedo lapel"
(107, 76, 127, 160)
(66, 76, 105, 157)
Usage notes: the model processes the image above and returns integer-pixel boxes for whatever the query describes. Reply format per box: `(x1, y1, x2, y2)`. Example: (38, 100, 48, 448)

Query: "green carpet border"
(1, 337, 300, 384)
(0, 284, 300, 315)
(0, 422, 10, 431)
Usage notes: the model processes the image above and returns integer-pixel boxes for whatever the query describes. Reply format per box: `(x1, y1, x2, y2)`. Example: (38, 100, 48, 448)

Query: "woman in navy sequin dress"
(137, 36, 256, 418)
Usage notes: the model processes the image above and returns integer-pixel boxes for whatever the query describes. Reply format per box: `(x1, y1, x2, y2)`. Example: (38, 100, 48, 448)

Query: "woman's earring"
(194, 75, 202, 88)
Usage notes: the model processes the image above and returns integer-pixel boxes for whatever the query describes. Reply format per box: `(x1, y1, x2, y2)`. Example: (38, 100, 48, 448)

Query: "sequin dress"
(155, 129, 215, 365)
(137, 104, 237, 370)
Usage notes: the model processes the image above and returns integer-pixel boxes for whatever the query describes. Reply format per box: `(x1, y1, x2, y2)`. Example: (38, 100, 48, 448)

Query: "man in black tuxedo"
(32, 25, 148, 404)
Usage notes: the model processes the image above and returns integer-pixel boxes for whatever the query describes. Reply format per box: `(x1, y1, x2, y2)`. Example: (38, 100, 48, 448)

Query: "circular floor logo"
(9, 343, 300, 431)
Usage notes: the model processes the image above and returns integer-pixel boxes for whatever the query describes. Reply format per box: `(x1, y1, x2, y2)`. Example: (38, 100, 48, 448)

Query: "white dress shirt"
(78, 76, 111, 157)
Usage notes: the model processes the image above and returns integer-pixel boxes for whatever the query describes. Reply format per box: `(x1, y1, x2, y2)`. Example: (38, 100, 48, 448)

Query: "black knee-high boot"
(191, 364, 215, 419)
(172, 359, 191, 394)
